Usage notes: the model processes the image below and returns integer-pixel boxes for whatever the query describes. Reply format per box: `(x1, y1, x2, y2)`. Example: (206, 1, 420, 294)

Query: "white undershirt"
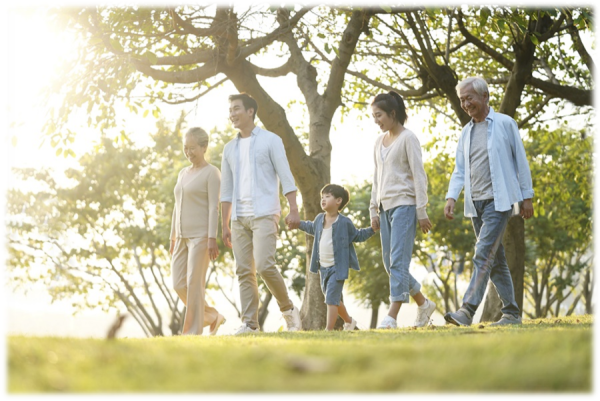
(381, 142, 392, 162)
(237, 137, 254, 216)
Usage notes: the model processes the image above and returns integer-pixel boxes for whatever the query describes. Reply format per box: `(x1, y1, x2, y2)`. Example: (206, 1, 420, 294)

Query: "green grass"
(7, 314, 592, 393)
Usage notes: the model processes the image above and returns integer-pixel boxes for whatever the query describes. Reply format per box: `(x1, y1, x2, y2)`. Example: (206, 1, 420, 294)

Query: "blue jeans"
(379, 205, 422, 303)
(462, 200, 520, 318)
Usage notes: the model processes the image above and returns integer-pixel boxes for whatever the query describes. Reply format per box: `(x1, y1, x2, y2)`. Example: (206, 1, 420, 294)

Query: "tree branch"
(456, 11, 513, 70)
(248, 58, 293, 77)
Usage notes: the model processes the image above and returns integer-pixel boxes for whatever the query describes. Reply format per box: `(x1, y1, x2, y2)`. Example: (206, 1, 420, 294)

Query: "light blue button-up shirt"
(446, 108, 534, 218)
(221, 126, 297, 220)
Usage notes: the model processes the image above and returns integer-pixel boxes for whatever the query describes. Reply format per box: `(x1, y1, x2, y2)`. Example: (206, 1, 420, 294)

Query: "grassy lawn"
(7, 314, 592, 393)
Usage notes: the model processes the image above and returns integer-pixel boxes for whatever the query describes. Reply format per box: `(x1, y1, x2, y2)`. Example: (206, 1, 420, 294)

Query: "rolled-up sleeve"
(220, 144, 234, 203)
(270, 136, 297, 195)
(509, 120, 534, 200)
(446, 130, 466, 201)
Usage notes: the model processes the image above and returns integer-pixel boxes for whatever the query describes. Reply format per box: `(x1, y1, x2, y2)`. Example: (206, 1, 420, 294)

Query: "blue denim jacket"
(221, 126, 297, 220)
(299, 213, 376, 281)
(446, 108, 534, 217)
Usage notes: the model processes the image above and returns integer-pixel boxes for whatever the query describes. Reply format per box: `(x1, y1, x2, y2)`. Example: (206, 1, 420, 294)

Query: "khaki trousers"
(232, 215, 293, 329)
(171, 237, 219, 335)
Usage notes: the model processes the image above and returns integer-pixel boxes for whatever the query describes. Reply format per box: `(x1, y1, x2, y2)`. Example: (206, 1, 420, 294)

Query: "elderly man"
(444, 77, 534, 326)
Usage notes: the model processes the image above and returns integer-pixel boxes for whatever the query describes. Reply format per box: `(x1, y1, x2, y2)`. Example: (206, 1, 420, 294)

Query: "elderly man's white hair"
(456, 77, 490, 104)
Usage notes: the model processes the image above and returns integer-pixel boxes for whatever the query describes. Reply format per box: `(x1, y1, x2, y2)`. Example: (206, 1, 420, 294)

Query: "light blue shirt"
(221, 126, 297, 220)
(446, 108, 534, 218)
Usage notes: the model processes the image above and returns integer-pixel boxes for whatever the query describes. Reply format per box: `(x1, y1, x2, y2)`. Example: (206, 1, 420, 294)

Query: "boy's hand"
(418, 218, 432, 234)
(371, 216, 380, 231)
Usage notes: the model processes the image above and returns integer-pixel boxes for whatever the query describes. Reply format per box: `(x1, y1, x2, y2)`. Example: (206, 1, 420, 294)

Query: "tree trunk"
(370, 302, 380, 329)
(481, 215, 525, 321)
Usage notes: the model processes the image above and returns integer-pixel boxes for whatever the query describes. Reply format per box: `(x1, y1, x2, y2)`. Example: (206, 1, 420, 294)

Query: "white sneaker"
(377, 315, 397, 329)
(343, 318, 358, 331)
(282, 306, 302, 331)
(234, 324, 259, 335)
(414, 299, 436, 327)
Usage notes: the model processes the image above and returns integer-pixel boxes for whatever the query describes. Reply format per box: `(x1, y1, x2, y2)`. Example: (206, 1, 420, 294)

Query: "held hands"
(521, 199, 534, 219)
(208, 238, 219, 260)
(444, 198, 456, 220)
(285, 208, 300, 230)
(371, 216, 380, 231)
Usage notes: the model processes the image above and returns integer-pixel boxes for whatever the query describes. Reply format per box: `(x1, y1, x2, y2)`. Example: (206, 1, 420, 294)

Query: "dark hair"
(371, 91, 407, 125)
(229, 93, 258, 121)
(321, 184, 350, 211)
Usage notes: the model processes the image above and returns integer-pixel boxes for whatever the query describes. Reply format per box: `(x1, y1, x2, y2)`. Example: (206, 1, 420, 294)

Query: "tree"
(522, 127, 593, 318)
(7, 117, 189, 336)
(39, 5, 594, 327)
(45, 5, 378, 330)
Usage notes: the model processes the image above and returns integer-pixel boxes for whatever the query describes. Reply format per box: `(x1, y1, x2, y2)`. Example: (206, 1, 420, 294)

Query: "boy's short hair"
(229, 93, 258, 120)
(321, 184, 350, 210)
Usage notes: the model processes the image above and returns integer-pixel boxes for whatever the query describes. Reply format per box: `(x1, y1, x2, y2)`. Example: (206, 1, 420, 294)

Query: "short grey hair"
(456, 77, 489, 104)
(185, 127, 209, 147)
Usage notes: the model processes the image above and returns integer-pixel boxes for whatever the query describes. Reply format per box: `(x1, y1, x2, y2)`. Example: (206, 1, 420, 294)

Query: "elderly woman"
(170, 127, 225, 335)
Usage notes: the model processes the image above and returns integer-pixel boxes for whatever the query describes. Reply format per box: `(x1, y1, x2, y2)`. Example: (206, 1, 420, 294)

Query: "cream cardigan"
(369, 129, 429, 220)
(171, 164, 220, 240)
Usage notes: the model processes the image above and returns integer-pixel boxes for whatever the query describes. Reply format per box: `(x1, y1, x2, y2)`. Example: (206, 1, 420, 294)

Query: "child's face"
(371, 104, 395, 132)
(321, 193, 341, 212)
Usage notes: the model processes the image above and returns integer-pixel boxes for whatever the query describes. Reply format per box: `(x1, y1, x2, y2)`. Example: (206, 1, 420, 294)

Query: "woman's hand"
(208, 238, 219, 260)
(169, 239, 175, 255)
(371, 216, 380, 231)
(418, 218, 432, 234)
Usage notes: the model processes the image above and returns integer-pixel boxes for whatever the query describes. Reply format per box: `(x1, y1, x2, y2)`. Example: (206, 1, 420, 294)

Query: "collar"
(236, 125, 260, 139)
(467, 107, 496, 127)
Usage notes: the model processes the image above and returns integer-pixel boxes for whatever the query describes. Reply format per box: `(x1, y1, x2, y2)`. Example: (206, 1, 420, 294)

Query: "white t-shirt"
(319, 216, 338, 268)
(236, 137, 254, 216)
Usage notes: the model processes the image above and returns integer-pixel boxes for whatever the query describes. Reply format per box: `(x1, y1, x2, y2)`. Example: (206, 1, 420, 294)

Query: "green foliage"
(7, 314, 592, 392)
(523, 127, 593, 318)
(7, 116, 192, 337)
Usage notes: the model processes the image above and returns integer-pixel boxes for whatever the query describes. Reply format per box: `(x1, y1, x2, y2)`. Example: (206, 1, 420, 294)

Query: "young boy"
(298, 184, 378, 331)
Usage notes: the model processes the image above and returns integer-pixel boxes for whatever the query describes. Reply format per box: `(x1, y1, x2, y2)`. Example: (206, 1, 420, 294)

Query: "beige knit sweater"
(171, 164, 220, 240)
(369, 129, 429, 220)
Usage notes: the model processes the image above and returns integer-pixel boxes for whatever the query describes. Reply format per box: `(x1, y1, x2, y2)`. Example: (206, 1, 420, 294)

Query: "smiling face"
(229, 99, 255, 132)
(459, 84, 489, 123)
(183, 134, 206, 165)
(321, 192, 342, 213)
(371, 104, 396, 133)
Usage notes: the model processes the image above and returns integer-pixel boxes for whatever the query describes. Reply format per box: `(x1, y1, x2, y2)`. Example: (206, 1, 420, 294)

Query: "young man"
(444, 77, 534, 327)
(221, 93, 302, 334)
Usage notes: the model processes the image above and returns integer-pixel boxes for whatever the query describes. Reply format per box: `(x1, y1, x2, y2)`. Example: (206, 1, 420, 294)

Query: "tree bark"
(370, 302, 380, 329)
